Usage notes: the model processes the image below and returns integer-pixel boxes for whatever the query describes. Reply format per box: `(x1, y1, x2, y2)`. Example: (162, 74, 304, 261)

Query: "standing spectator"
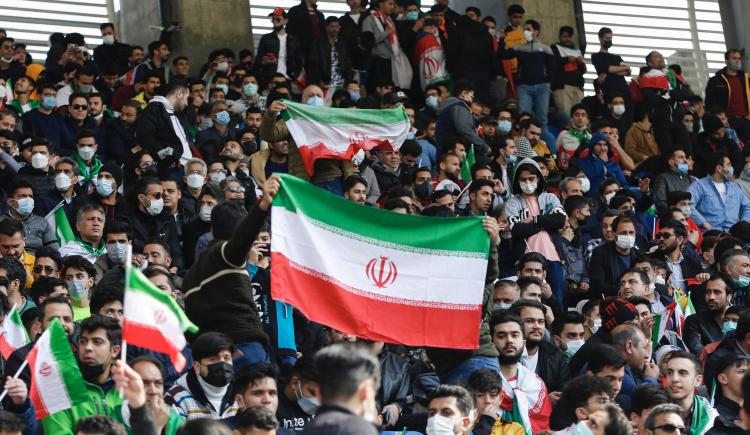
(21, 83, 66, 150)
(306, 17, 352, 91)
(589, 216, 640, 296)
(362, 0, 399, 91)
(501, 4, 526, 84)
(551, 25, 586, 114)
(604, 94, 632, 141)
(592, 27, 631, 116)
(499, 20, 555, 135)
(56, 66, 97, 108)
(0, 37, 25, 82)
(652, 148, 692, 213)
(705, 49, 750, 144)
(286, 0, 325, 61)
(435, 80, 489, 156)
(254, 8, 303, 86)
(129, 40, 171, 86)
(446, 13, 495, 104)
(689, 152, 750, 231)
(339, 0, 369, 76)
(93, 23, 130, 75)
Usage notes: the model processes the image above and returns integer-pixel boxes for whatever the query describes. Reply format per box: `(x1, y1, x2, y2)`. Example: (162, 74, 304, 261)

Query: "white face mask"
(78, 145, 96, 161)
(591, 319, 602, 334)
(493, 301, 512, 311)
(186, 173, 205, 189)
(199, 205, 213, 222)
(210, 172, 226, 184)
(145, 197, 164, 216)
(579, 177, 591, 193)
(564, 338, 585, 357)
(55, 173, 72, 191)
(679, 205, 692, 217)
(612, 104, 626, 116)
(604, 191, 616, 205)
(520, 181, 537, 194)
(31, 153, 49, 169)
(426, 414, 458, 435)
(102, 35, 116, 46)
(106, 242, 128, 264)
(654, 275, 666, 286)
(523, 29, 534, 42)
(616, 234, 636, 250)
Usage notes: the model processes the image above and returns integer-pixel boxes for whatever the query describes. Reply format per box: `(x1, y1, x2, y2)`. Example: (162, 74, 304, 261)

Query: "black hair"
(344, 174, 368, 192)
(558, 375, 612, 422)
(29, 277, 66, 304)
(37, 295, 72, 323)
(314, 343, 379, 402)
(234, 364, 279, 395)
(551, 311, 585, 337)
(0, 410, 24, 432)
(467, 368, 502, 394)
(489, 309, 524, 335)
(80, 315, 122, 349)
(62, 255, 96, 280)
(211, 202, 247, 240)
(191, 331, 235, 361)
(469, 178, 495, 195)
(0, 218, 24, 238)
(598, 27, 613, 38)
(0, 257, 26, 292)
(588, 344, 626, 373)
(666, 350, 702, 374)
(90, 286, 124, 316)
(517, 252, 548, 272)
(428, 384, 474, 417)
(234, 406, 278, 431)
(510, 299, 547, 319)
(630, 384, 673, 415)
(74, 416, 122, 435)
(559, 25, 574, 37)
(104, 220, 133, 240)
(400, 139, 422, 158)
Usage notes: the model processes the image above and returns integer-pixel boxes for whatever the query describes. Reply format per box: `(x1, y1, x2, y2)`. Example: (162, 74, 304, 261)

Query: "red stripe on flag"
(0, 336, 16, 360)
(26, 346, 49, 420)
(271, 252, 482, 349)
(297, 140, 394, 176)
(122, 321, 187, 372)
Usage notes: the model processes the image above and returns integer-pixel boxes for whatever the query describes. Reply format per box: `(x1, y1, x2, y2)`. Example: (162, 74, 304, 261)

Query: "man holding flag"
(42, 315, 123, 434)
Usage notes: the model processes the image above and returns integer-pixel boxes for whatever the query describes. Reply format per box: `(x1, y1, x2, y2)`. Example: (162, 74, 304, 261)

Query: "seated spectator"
(689, 151, 750, 232)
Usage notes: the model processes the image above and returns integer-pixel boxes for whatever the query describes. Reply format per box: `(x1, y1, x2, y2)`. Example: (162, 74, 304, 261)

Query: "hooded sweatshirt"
(578, 132, 627, 195)
(504, 158, 567, 262)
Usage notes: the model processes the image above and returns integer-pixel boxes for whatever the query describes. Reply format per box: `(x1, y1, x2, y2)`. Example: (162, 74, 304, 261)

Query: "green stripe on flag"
(127, 267, 198, 333)
(280, 99, 409, 126)
(47, 319, 88, 404)
(45, 202, 75, 245)
(460, 144, 475, 183)
(273, 174, 490, 255)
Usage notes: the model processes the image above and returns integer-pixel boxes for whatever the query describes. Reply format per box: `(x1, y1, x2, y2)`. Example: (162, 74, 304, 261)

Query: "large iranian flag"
(28, 318, 89, 420)
(123, 265, 198, 371)
(0, 305, 29, 359)
(271, 174, 490, 348)
(281, 99, 410, 176)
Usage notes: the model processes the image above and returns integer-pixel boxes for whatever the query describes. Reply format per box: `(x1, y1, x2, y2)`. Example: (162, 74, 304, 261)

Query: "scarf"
(373, 10, 397, 44)
(499, 365, 551, 435)
(70, 153, 102, 183)
(690, 395, 718, 435)
(150, 96, 192, 165)
(568, 127, 591, 144)
(75, 238, 107, 257)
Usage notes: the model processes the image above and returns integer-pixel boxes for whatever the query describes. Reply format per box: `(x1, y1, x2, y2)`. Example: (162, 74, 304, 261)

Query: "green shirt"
(43, 380, 124, 435)
(72, 305, 91, 321)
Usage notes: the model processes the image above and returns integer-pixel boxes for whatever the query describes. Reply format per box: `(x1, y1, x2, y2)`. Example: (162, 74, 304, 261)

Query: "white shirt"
(277, 33, 288, 77)
(521, 347, 539, 373)
(666, 253, 686, 292)
(713, 180, 728, 202)
(349, 13, 361, 24)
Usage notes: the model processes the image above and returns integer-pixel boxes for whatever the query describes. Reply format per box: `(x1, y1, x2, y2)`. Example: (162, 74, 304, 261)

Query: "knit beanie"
(600, 297, 637, 332)
(100, 163, 124, 187)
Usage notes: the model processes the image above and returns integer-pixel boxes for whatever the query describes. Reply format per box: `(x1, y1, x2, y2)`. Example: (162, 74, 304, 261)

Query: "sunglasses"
(226, 185, 246, 193)
(33, 266, 56, 274)
(649, 424, 687, 434)
(71, 104, 88, 111)
(655, 233, 674, 240)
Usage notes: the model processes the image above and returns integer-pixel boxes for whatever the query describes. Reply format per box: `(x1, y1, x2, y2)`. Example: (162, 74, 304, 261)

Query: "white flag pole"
(0, 359, 29, 402)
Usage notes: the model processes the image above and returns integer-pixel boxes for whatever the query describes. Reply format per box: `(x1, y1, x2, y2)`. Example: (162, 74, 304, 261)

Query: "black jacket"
(705, 329, 744, 386)
(705, 67, 750, 115)
(339, 12, 370, 70)
(534, 340, 570, 393)
(300, 405, 378, 435)
(589, 242, 641, 297)
(102, 118, 136, 163)
(182, 217, 211, 269)
(706, 395, 744, 435)
(446, 16, 496, 77)
(253, 31, 303, 84)
(567, 328, 612, 377)
(650, 251, 707, 311)
(378, 350, 412, 409)
(286, 0, 326, 58)
(135, 101, 190, 169)
(306, 37, 353, 86)
(121, 208, 183, 270)
(93, 41, 131, 75)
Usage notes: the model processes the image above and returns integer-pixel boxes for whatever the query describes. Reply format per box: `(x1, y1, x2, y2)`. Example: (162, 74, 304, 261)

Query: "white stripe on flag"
(286, 117, 409, 152)
(33, 331, 72, 414)
(271, 206, 486, 307)
(124, 290, 187, 349)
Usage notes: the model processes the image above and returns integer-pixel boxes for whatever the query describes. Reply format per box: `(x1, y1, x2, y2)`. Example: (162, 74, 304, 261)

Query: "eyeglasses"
(70, 104, 88, 111)
(33, 266, 56, 274)
(226, 185, 246, 193)
(655, 233, 674, 240)
(650, 424, 687, 434)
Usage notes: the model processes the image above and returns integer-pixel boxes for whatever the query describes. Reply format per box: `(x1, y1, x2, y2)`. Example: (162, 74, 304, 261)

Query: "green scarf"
(70, 153, 103, 183)
(569, 127, 591, 144)
(75, 238, 107, 257)
(665, 68, 678, 89)
(690, 396, 714, 434)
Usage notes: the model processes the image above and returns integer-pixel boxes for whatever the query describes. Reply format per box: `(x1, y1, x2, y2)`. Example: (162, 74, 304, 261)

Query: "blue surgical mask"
(13, 197, 34, 216)
(296, 381, 320, 415)
(406, 10, 419, 21)
(738, 275, 750, 288)
(723, 320, 738, 335)
(571, 421, 594, 435)
(42, 96, 57, 110)
(243, 83, 258, 97)
(425, 95, 438, 109)
(506, 154, 517, 165)
(676, 163, 689, 174)
(349, 90, 360, 102)
(306, 96, 325, 107)
(498, 119, 512, 134)
(216, 84, 229, 95)
(96, 178, 115, 197)
(215, 110, 231, 126)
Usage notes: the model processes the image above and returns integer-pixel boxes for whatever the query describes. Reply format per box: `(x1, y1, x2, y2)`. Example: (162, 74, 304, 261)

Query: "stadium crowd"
(1, 0, 750, 434)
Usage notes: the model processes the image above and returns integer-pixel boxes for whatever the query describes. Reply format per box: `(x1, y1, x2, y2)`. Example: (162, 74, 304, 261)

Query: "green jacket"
(113, 403, 184, 435)
(43, 379, 124, 435)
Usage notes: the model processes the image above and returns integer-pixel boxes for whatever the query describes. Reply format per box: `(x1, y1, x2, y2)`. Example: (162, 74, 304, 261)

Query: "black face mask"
(603, 41, 613, 49)
(203, 361, 234, 387)
(414, 182, 433, 200)
(140, 165, 158, 177)
(274, 25, 284, 32)
(79, 362, 106, 383)
(241, 140, 258, 155)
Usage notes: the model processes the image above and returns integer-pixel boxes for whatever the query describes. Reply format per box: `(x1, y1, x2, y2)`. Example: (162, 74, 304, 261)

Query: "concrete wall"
(118, 0, 163, 51)
(514, 0, 578, 46)
(118, 0, 254, 77)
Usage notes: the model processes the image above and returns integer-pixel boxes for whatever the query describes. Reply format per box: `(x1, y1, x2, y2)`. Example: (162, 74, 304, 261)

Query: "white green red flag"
(651, 302, 676, 350)
(271, 174, 490, 348)
(413, 32, 449, 90)
(45, 201, 75, 245)
(280, 99, 410, 176)
(27, 318, 88, 420)
(499, 364, 552, 434)
(123, 266, 197, 371)
(0, 305, 29, 359)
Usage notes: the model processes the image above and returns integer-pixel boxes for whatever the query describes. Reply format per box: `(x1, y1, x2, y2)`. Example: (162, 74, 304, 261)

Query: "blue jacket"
(688, 176, 750, 231)
(578, 154, 627, 196)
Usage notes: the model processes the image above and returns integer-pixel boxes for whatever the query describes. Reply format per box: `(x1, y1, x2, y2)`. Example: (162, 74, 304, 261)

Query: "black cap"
(382, 91, 408, 105)
(191, 331, 235, 361)
(704, 114, 724, 135)
(325, 16, 340, 26)
(713, 353, 750, 380)
(0, 130, 19, 143)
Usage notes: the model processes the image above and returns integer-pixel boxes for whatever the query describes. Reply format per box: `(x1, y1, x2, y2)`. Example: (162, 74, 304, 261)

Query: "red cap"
(269, 7, 287, 18)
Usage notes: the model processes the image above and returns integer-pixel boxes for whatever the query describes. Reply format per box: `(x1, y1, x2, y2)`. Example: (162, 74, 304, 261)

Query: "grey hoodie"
(435, 96, 489, 155)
